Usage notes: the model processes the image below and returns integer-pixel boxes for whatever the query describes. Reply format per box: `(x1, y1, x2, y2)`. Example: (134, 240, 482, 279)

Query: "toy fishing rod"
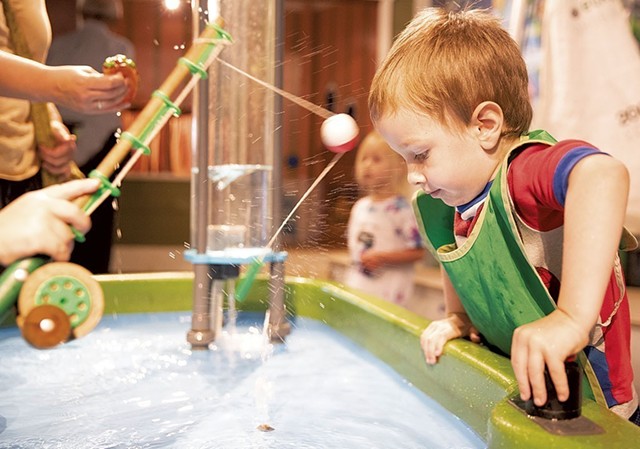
(0, 18, 232, 347)
(79, 18, 232, 216)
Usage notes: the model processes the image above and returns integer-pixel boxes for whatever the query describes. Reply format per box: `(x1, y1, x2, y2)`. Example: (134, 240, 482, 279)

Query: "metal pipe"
(267, 0, 288, 343)
(268, 260, 289, 342)
(187, 0, 215, 349)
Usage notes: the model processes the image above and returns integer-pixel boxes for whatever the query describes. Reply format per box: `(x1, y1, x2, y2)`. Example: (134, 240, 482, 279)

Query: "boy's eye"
(414, 150, 429, 162)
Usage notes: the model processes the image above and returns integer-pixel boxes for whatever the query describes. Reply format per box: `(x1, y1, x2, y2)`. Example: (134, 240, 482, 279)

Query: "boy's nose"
(407, 169, 426, 186)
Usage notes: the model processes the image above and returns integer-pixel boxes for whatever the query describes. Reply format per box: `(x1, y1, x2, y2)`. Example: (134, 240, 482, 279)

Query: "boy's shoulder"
(510, 138, 601, 172)
(515, 138, 598, 157)
(507, 138, 603, 219)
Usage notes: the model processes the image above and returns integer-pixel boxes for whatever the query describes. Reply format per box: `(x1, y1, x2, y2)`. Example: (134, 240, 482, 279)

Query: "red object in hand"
(102, 54, 139, 104)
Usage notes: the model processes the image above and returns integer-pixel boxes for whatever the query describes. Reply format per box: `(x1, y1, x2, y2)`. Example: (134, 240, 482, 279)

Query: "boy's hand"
(511, 309, 589, 406)
(420, 312, 480, 364)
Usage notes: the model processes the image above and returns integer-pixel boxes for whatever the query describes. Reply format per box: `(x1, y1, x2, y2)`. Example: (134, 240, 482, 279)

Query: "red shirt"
(455, 141, 634, 408)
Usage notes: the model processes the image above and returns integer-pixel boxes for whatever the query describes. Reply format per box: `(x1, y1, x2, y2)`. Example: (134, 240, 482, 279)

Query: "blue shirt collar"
(455, 181, 493, 216)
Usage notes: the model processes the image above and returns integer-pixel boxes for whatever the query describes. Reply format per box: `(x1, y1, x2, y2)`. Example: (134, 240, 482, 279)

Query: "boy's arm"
(511, 153, 629, 406)
(420, 268, 479, 364)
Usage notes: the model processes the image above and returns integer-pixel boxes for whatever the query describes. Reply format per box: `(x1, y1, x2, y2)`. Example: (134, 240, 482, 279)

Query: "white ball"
(320, 113, 360, 153)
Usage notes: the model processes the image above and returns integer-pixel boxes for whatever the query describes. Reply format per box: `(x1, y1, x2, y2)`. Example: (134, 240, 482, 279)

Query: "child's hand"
(360, 250, 385, 272)
(0, 179, 100, 266)
(511, 309, 589, 407)
(420, 312, 480, 364)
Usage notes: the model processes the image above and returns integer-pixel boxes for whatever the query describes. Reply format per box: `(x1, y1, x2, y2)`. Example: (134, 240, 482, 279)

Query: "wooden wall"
(46, 0, 380, 247)
(282, 1, 378, 245)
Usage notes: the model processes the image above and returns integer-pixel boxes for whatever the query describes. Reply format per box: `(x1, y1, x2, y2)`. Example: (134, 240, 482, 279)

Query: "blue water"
(0, 312, 485, 449)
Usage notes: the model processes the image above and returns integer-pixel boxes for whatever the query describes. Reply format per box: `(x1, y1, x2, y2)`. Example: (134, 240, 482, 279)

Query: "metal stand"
(187, 0, 289, 348)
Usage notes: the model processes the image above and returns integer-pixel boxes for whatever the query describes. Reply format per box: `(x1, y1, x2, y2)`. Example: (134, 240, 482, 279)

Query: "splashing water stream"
(218, 58, 348, 315)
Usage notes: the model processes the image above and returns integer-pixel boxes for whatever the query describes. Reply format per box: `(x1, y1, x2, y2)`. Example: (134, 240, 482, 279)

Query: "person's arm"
(360, 247, 425, 271)
(37, 103, 77, 178)
(0, 50, 128, 113)
(0, 179, 100, 266)
(360, 203, 426, 270)
(511, 153, 629, 406)
(420, 268, 480, 364)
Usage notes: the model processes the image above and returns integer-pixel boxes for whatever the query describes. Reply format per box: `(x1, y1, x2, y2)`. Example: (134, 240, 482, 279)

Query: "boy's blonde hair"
(369, 8, 532, 137)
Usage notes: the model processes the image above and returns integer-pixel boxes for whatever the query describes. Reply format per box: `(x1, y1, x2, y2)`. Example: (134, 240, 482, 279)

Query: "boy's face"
(376, 108, 498, 207)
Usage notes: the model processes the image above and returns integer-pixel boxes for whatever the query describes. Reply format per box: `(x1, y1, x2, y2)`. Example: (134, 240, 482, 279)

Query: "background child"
(344, 130, 425, 306)
(368, 7, 639, 424)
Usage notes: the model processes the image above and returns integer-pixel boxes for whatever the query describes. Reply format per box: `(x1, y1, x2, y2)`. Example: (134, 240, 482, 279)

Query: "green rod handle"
(234, 258, 264, 302)
(0, 257, 48, 320)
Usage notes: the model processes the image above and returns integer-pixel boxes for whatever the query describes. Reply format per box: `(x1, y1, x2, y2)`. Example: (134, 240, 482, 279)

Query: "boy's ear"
(472, 101, 503, 151)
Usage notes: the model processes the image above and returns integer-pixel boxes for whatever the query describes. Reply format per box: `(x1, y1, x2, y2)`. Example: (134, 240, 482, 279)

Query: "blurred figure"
(47, 0, 135, 273)
(0, 50, 129, 113)
(0, 1, 76, 197)
(0, 0, 127, 207)
(344, 131, 425, 306)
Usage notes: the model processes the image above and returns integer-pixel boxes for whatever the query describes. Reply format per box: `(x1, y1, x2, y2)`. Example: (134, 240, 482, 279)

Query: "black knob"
(525, 360, 582, 420)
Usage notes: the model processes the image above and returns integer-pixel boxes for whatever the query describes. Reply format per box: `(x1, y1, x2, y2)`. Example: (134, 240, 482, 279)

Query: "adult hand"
(0, 178, 100, 265)
(0, 51, 131, 113)
(38, 120, 77, 179)
(48, 65, 130, 113)
(511, 309, 589, 406)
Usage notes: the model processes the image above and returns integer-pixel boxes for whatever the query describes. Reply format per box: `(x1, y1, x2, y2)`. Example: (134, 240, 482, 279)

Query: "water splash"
(208, 164, 271, 190)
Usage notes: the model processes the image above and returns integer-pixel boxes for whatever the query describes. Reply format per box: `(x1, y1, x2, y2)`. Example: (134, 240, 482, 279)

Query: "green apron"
(412, 131, 608, 404)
